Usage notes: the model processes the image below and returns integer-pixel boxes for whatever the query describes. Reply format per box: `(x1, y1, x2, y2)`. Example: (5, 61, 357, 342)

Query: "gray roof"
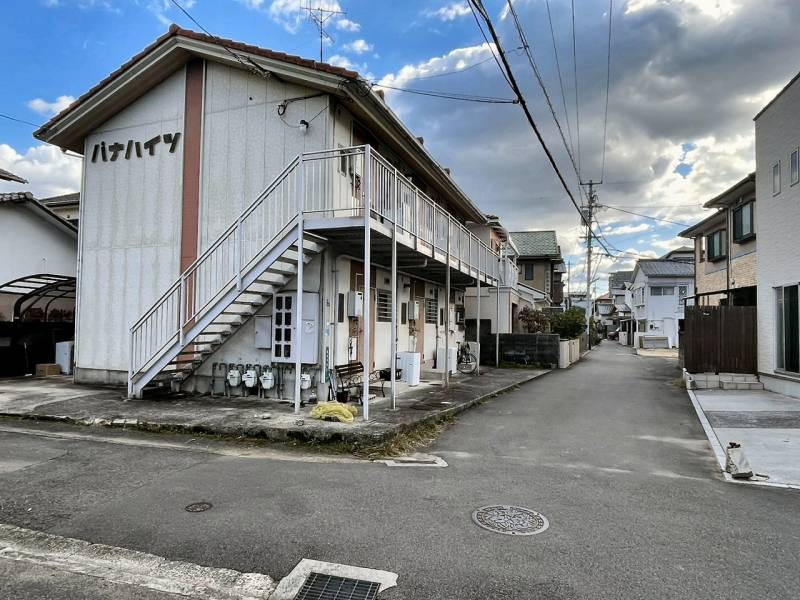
(0, 191, 35, 203)
(608, 270, 633, 290)
(39, 192, 80, 207)
(509, 230, 560, 257)
(637, 260, 694, 278)
(0, 168, 27, 184)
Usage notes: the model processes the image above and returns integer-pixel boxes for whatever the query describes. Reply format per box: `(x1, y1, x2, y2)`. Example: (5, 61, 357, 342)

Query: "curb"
(685, 389, 800, 491)
(0, 369, 551, 449)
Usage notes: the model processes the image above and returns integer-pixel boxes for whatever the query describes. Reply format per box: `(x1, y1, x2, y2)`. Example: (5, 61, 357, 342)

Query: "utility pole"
(302, 4, 344, 62)
(582, 180, 600, 349)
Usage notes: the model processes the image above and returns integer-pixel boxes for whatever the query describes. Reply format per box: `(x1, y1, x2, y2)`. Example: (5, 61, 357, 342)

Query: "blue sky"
(2, 0, 799, 292)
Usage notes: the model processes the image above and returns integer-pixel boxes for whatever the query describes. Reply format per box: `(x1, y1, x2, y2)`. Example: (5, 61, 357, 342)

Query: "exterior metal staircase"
(128, 154, 323, 398)
(128, 144, 509, 398)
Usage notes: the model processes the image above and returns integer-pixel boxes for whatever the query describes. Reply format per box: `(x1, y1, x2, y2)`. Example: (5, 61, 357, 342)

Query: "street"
(1, 343, 798, 599)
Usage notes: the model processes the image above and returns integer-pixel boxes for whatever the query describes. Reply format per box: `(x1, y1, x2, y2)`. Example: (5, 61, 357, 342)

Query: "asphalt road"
(1, 343, 799, 599)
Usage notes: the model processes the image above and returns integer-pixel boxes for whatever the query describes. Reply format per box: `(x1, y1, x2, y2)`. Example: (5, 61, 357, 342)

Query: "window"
(776, 285, 800, 373)
(678, 285, 688, 304)
(376, 289, 392, 322)
(733, 202, 755, 242)
(524, 263, 534, 280)
(650, 286, 674, 296)
(792, 148, 799, 186)
(773, 161, 781, 195)
(425, 297, 438, 324)
(706, 229, 726, 261)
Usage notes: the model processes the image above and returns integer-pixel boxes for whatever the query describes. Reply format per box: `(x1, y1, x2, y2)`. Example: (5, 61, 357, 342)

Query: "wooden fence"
(683, 305, 757, 374)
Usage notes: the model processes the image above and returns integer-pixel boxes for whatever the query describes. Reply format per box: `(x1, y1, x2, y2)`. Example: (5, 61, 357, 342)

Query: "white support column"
(496, 246, 501, 367)
(444, 218, 451, 388)
(476, 250, 481, 375)
(391, 168, 398, 410)
(362, 146, 372, 420)
(294, 158, 305, 415)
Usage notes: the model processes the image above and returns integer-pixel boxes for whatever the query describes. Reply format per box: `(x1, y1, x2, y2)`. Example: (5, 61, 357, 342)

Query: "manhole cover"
(472, 505, 549, 536)
(185, 502, 212, 513)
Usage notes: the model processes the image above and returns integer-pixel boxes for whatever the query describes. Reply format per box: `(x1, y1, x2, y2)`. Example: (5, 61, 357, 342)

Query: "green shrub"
(552, 307, 587, 339)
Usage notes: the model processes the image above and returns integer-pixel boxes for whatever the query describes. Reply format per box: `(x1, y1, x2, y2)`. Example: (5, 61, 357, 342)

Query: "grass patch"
(672, 377, 687, 389)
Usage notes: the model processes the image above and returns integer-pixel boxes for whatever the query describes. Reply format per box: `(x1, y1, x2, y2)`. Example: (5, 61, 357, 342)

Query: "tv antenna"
(302, 4, 345, 62)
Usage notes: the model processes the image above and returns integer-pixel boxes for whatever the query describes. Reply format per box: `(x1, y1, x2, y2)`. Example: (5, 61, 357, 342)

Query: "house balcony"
(298, 145, 515, 288)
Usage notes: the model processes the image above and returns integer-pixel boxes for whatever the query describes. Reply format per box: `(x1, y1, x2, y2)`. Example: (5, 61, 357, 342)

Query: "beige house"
(508, 230, 565, 306)
(679, 173, 757, 306)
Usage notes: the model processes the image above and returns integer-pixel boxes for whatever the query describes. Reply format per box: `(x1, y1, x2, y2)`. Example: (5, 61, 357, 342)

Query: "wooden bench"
(334, 361, 388, 400)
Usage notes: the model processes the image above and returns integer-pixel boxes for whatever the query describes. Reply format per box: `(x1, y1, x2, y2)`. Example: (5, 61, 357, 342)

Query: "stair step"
(231, 300, 263, 307)
(267, 261, 297, 275)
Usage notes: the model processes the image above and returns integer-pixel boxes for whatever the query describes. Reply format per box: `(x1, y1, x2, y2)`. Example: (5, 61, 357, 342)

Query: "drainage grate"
(294, 572, 381, 600)
(472, 505, 549, 536)
(184, 502, 212, 513)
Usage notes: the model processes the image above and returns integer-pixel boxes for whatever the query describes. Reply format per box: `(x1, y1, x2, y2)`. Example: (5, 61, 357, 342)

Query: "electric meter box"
(347, 291, 363, 317)
(254, 316, 272, 349)
(409, 300, 420, 321)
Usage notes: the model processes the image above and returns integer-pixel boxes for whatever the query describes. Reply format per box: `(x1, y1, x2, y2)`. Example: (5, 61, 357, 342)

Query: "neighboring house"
(40, 192, 80, 227)
(34, 26, 515, 405)
(608, 270, 633, 339)
(679, 173, 757, 307)
(626, 255, 694, 348)
(0, 168, 27, 184)
(0, 192, 78, 321)
(465, 215, 537, 336)
(509, 230, 565, 306)
(593, 292, 614, 329)
(754, 72, 800, 397)
(567, 291, 588, 311)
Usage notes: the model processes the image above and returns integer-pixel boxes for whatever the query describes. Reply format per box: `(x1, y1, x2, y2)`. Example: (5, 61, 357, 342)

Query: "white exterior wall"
(756, 78, 800, 397)
(0, 204, 78, 320)
(200, 62, 330, 248)
(629, 269, 693, 348)
(76, 69, 186, 382)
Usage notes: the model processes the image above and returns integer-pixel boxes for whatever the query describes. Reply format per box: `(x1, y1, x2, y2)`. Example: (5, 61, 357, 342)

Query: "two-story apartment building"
(608, 270, 633, 341)
(34, 26, 515, 415)
(754, 72, 800, 398)
(679, 173, 757, 307)
(509, 230, 565, 306)
(626, 255, 694, 348)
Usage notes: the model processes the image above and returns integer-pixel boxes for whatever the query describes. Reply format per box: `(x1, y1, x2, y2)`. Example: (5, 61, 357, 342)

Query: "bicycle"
(456, 342, 478, 374)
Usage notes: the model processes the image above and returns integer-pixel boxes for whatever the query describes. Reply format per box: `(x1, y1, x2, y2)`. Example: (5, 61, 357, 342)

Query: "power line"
(600, 204, 691, 227)
(1, 113, 83, 158)
(384, 55, 496, 83)
(375, 83, 517, 104)
(600, 0, 614, 182)
(504, 0, 580, 186)
(570, 0, 581, 178)
(544, 0, 576, 164)
(467, 1, 514, 90)
(466, 0, 613, 260)
(168, 0, 272, 79)
(1, 113, 40, 127)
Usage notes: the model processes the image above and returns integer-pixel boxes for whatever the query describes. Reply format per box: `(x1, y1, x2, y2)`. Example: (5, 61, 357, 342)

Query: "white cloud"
(265, 0, 343, 32)
(377, 43, 494, 90)
(27, 95, 76, 117)
(0, 144, 82, 198)
(342, 39, 372, 54)
(327, 54, 356, 70)
(335, 17, 360, 32)
(147, 0, 195, 26)
(428, 2, 471, 21)
(602, 223, 653, 236)
(626, 0, 743, 21)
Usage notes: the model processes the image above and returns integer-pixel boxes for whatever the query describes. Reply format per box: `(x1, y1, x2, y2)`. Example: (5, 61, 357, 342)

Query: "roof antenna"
(302, 4, 345, 62)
